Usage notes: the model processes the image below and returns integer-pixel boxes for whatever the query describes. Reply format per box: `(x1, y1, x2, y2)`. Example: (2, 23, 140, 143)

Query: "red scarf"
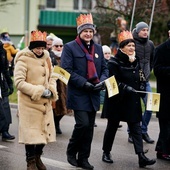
(75, 36, 99, 84)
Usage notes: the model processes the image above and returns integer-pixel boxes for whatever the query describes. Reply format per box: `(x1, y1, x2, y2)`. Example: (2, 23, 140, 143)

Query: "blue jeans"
(141, 81, 152, 134)
(128, 81, 152, 134)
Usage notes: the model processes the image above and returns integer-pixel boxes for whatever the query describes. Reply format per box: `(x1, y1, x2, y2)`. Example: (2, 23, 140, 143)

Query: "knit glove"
(42, 89, 52, 98)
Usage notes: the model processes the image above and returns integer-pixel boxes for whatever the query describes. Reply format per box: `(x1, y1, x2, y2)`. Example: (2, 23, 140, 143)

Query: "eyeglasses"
(55, 45, 63, 48)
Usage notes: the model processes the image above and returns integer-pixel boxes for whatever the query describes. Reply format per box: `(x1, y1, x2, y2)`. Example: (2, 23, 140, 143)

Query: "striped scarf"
(75, 36, 99, 84)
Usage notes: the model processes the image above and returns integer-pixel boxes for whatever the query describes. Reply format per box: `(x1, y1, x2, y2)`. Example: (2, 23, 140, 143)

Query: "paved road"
(0, 108, 170, 170)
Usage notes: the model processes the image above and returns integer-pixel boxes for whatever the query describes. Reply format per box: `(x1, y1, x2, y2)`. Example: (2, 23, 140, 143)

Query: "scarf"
(75, 36, 99, 84)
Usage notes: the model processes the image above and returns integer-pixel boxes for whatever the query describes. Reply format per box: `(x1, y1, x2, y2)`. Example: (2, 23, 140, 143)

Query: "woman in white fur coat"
(14, 30, 58, 170)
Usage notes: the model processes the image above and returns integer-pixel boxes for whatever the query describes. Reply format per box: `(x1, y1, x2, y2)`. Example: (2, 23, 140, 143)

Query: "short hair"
(119, 39, 135, 48)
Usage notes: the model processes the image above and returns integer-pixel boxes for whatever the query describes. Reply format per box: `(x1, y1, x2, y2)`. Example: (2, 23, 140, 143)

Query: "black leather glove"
(84, 82, 94, 91)
(8, 85, 14, 95)
(124, 85, 136, 93)
(94, 82, 105, 91)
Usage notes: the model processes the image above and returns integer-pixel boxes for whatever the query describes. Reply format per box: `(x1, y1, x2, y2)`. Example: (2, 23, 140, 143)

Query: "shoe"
(102, 152, 113, 163)
(67, 154, 78, 167)
(27, 158, 38, 170)
(138, 152, 156, 168)
(56, 126, 62, 134)
(78, 159, 94, 170)
(156, 152, 170, 161)
(128, 134, 133, 143)
(35, 154, 46, 170)
(142, 133, 154, 144)
(2, 132, 15, 141)
(118, 124, 122, 128)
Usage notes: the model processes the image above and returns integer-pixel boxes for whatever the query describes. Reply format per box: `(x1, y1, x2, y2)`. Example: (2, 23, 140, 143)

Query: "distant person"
(51, 37, 72, 134)
(0, 40, 15, 141)
(153, 26, 170, 161)
(128, 22, 155, 144)
(93, 27, 102, 45)
(101, 30, 156, 168)
(14, 30, 58, 170)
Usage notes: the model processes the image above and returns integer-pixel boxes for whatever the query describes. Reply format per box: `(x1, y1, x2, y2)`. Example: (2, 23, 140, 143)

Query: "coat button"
(43, 112, 46, 115)
(42, 73, 46, 77)
(133, 71, 135, 73)
(42, 64, 45, 67)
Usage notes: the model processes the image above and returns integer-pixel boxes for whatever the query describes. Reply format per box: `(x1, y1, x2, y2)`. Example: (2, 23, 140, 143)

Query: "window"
(46, 0, 56, 8)
(74, 0, 93, 10)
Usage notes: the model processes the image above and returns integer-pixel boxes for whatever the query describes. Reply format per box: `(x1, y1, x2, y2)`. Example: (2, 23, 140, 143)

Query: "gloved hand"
(124, 85, 136, 93)
(42, 89, 52, 98)
(94, 82, 105, 91)
(8, 85, 14, 95)
(84, 82, 94, 91)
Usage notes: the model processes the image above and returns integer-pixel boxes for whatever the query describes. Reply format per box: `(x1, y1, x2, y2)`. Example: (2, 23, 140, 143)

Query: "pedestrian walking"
(14, 30, 58, 170)
(128, 22, 155, 144)
(153, 27, 170, 161)
(61, 13, 108, 170)
(0, 40, 15, 141)
(51, 36, 72, 134)
(102, 30, 156, 168)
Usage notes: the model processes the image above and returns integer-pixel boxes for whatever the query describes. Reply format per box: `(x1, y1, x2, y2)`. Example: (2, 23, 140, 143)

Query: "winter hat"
(136, 22, 149, 33)
(102, 45, 111, 54)
(52, 37, 63, 46)
(29, 30, 47, 50)
(76, 13, 96, 34)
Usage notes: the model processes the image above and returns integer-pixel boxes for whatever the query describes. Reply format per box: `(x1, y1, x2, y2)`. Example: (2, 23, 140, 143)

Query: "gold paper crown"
(76, 13, 93, 27)
(118, 31, 133, 43)
(30, 30, 47, 42)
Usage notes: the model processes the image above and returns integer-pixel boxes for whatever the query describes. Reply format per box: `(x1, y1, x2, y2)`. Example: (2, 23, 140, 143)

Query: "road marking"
(42, 157, 82, 170)
(0, 145, 8, 149)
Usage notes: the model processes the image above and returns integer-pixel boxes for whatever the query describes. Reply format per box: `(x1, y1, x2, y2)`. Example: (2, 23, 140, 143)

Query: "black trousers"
(155, 118, 170, 155)
(102, 119, 143, 154)
(25, 144, 45, 160)
(67, 110, 96, 160)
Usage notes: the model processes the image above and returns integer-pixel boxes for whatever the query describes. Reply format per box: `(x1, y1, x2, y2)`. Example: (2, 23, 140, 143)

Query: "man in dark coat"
(0, 40, 15, 141)
(61, 13, 108, 170)
(153, 28, 170, 161)
(128, 22, 155, 144)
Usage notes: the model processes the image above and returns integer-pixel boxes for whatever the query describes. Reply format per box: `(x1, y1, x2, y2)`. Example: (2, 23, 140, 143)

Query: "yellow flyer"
(105, 76, 119, 98)
(52, 66, 70, 85)
(146, 92, 160, 112)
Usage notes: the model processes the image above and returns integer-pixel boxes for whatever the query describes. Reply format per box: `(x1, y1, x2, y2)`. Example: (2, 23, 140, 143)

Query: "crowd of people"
(0, 13, 170, 170)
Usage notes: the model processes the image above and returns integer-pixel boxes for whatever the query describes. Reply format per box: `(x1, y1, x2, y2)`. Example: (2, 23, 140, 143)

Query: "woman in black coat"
(102, 31, 156, 168)
(154, 36, 170, 161)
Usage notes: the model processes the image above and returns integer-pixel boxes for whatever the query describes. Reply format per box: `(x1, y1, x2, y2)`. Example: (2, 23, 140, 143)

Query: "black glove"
(84, 82, 94, 91)
(8, 85, 14, 95)
(124, 85, 136, 93)
(94, 82, 105, 91)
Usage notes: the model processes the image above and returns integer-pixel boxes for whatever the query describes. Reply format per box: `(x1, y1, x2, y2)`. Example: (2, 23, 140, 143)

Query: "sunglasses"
(55, 45, 63, 48)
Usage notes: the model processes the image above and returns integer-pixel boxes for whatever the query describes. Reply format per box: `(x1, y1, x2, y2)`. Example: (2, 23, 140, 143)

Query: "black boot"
(142, 133, 154, 144)
(102, 152, 113, 163)
(2, 132, 15, 141)
(78, 159, 94, 170)
(138, 152, 156, 168)
(128, 133, 133, 143)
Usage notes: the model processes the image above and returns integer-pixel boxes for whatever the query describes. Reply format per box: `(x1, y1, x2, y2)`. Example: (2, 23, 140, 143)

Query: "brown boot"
(27, 159, 38, 170)
(35, 154, 46, 170)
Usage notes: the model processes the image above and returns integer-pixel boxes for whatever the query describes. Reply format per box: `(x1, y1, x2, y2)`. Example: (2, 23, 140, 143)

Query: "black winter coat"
(103, 50, 142, 122)
(0, 46, 13, 97)
(153, 39, 170, 120)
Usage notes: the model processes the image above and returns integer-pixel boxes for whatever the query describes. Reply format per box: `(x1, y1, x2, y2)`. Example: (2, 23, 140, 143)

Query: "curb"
(10, 103, 18, 109)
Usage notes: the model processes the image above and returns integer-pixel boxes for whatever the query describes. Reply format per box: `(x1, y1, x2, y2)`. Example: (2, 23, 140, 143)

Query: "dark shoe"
(67, 154, 78, 167)
(118, 124, 122, 128)
(128, 134, 133, 143)
(156, 152, 170, 161)
(78, 159, 94, 170)
(102, 152, 113, 163)
(138, 152, 156, 168)
(35, 154, 46, 170)
(142, 133, 154, 144)
(56, 126, 62, 134)
(2, 132, 15, 141)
